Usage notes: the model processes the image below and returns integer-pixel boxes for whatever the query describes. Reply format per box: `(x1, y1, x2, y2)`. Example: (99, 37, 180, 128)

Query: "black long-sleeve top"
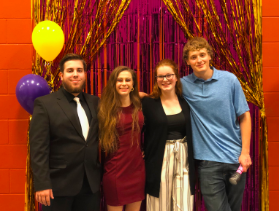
(142, 96, 195, 197)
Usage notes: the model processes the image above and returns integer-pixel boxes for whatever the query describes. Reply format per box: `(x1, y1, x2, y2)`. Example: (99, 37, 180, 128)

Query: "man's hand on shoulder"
(139, 92, 148, 99)
(238, 153, 252, 172)
(36, 189, 54, 206)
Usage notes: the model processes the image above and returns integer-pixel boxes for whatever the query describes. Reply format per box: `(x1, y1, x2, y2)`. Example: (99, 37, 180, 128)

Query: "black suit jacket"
(142, 96, 195, 197)
(30, 88, 100, 196)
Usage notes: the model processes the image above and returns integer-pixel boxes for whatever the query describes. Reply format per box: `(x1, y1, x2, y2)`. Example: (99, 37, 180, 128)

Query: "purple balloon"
(16, 74, 51, 114)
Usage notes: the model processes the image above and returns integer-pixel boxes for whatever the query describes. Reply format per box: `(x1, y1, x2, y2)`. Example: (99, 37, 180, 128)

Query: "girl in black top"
(142, 59, 195, 211)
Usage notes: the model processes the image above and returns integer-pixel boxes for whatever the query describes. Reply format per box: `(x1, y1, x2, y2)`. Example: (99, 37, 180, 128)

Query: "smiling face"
(115, 70, 134, 98)
(156, 65, 177, 94)
(60, 60, 86, 96)
(186, 48, 212, 79)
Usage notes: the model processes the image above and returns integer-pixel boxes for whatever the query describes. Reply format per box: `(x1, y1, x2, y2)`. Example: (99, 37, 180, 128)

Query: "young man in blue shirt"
(181, 37, 252, 211)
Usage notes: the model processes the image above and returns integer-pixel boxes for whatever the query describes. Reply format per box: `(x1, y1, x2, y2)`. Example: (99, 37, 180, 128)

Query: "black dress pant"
(42, 175, 100, 211)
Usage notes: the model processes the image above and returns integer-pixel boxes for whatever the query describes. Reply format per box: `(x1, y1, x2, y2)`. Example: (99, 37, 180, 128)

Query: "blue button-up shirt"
(181, 67, 249, 164)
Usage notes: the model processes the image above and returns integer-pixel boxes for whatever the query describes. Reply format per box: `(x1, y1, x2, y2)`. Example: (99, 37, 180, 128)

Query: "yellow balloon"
(32, 21, 64, 61)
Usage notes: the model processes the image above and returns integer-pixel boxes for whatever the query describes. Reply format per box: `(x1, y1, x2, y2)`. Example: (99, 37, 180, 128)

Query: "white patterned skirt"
(146, 137, 194, 211)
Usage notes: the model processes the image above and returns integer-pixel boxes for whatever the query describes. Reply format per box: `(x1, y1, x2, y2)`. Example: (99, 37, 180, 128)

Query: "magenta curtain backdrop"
(92, 1, 260, 210)
(37, 0, 260, 210)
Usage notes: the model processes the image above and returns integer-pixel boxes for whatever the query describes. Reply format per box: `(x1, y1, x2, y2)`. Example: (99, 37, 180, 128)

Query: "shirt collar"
(191, 66, 219, 82)
(61, 86, 84, 102)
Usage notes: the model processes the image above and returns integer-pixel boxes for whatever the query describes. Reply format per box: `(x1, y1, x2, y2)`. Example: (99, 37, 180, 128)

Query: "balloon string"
(44, 61, 54, 91)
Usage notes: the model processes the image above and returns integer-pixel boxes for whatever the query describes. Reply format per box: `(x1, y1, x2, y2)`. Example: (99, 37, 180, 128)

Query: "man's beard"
(62, 80, 86, 95)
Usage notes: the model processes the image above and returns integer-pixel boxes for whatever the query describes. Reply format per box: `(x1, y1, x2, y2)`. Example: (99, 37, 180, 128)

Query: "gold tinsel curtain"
(162, 0, 267, 210)
(26, 0, 131, 210)
(31, 0, 131, 89)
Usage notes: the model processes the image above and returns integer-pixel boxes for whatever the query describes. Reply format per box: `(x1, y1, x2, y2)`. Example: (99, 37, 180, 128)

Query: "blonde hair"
(183, 37, 213, 62)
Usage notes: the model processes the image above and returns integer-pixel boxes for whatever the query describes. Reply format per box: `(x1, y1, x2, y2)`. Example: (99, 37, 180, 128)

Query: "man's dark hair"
(59, 53, 87, 72)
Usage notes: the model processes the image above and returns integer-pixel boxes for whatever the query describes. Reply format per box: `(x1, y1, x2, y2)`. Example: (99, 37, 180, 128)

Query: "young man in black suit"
(30, 53, 100, 211)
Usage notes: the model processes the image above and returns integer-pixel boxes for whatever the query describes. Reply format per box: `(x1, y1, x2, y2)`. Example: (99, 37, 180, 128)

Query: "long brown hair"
(98, 66, 141, 153)
(150, 59, 182, 99)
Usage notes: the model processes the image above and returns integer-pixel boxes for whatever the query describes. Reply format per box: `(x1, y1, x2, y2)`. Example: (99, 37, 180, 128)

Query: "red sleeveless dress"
(103, 105, 145, 206)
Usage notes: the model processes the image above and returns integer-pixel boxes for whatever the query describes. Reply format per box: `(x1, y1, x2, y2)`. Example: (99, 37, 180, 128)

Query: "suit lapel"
(83, 94, 97, 124)
(56, 89, 84, 139)
(83, 93, 98, 140)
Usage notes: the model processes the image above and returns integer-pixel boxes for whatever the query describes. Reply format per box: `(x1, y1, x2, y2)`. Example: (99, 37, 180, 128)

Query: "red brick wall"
(263, 0, 279, 210)
(0, 0, 31, 210)
(0, 0, 277, 210)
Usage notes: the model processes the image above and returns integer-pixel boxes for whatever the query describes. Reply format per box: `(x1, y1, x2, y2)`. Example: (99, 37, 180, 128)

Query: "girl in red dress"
(98, 66, 145, 211)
